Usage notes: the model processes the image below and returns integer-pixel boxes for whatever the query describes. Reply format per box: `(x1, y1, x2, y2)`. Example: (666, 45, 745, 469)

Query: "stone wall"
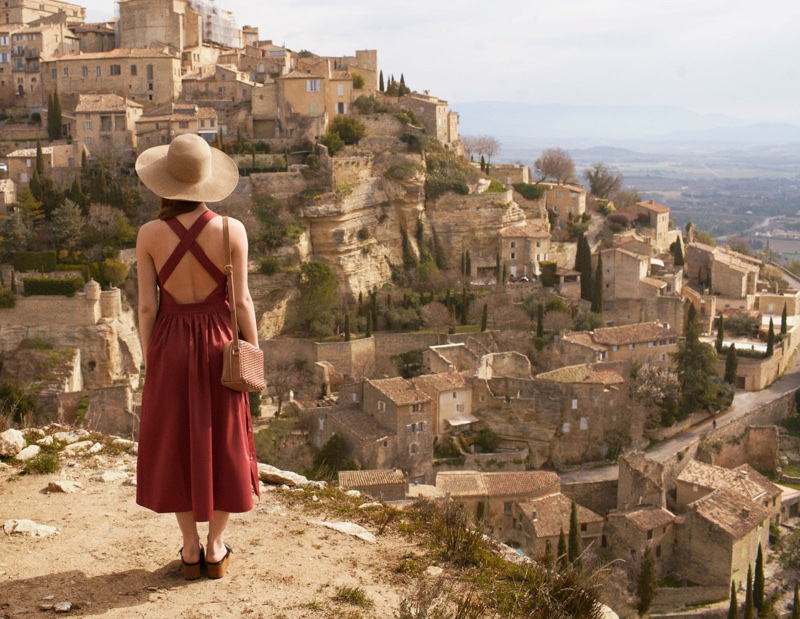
(433, 446, 529, 474)
(606, 296, 685, 333)
(0, 294, 97, 335)
(265, 337, 375, 379)
(360, 114, 410, 138)
(250, 169, 318, 199)
(698, 425, 780, 472)
(720, 346, 785, 391)
(331, 154, 374, 187)
(652, 587, 730, 613)
(58, 384, 137, 439)
(561, 479, 618, 517)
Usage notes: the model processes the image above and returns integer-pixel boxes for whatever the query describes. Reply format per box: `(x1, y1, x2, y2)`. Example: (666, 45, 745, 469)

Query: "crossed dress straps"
(157, 210, 226, 302)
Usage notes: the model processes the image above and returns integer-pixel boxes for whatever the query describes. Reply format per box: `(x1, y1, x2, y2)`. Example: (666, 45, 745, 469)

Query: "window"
(26, 158, 31, 167)
(452, 392, 457, 398)
(579, 417, 588, 430)
(178, 121, 188, 128)
(571, 399, 578, 410)
(580, 523, 587, 532)
(310, 103, 318, 116)
(110, 64, 121, 75)
(562, 422, 570, 434)
(456, 404, 464, 412)
(83, 120, 92, 130)
(510, 241, 516, 248)
(62, 67, 68, 76)
(351, 392, 357, 402)
(411, 403, 421, 412)
(336, 102, 346, 114)
(628, 344, 635, 350)
(647, 341, 654, 348)
(306, 79, 320, 92)
(0, 36, 7, 45)
(51, 67, 56, 78)
(337, 84, 344, 96)
(146, 64, 153, 79)
(408, 443, 418, 455)
(656, 545, 661, 558)
(96, 66, 100, 76)
(218, 86, 225, 93)
(130, 64, 137, 76)
(200, 120, 205, 127)
(510, 253, 516, 260)
(503, 502, 512, 514)
(377, 400, 386, 412)
(210, 119, 215, 127)
(647, 530, 653, 540)
(81, 65, 87, 77)
(221, 73, 225, 80)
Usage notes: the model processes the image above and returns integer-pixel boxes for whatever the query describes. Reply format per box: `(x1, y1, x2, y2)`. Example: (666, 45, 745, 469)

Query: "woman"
(134, 133, 259, 580)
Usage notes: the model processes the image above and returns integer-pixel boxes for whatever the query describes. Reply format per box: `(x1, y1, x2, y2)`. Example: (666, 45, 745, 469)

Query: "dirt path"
(0, 452, 417, 619)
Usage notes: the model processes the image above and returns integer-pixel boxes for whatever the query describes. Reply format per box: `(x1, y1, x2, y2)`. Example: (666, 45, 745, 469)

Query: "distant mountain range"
(451, 101, 800, 152)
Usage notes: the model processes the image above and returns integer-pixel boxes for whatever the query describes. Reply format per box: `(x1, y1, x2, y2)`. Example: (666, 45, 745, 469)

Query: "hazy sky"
(81, 0, 799, 123)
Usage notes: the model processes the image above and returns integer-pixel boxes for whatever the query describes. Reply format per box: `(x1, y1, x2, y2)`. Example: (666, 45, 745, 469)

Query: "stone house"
(605, 506, 676, 573)
(674, 486, 770, 588)
(505, 492, 605, 559)
(499, 220, 551, 280)
(397, 92, 460, 151)
(5, 142, 86, 187)
(181, 63, 260, 104)
(74, 93, 143, 157)
(487, 163, 530, 186)
(540, 181, 586, 224)
(413, 371, 474, 438)
(623, 200, 671, 252)
(72, 21, 116, 53)
(558, 322, 679, 369)
(2, 0, 85, 29)
(675, 460, 782, 522)
(596, 246, 650, 300)
(685, 242, 760, 298)
(217, 40, 293, 83)
(277, 58, 354, 119)
(0, 178, 17, 213)
(41, 47, 183, 110)
(436, 470, 560, 527)
(337, 468, 407, 501)
(135, 102, 218, 152)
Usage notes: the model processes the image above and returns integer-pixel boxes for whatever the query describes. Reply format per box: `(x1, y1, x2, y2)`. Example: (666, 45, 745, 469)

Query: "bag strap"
(223, 217, 240, 350)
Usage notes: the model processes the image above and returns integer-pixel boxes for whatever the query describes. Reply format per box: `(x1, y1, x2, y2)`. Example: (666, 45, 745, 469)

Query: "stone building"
(182, 63, 260, 104)
(74, 93, 143, 157)
(135, 102, 218, 152)
(605, 506, 676, 573)
(499, 220, 551, 280)
(0, 178, 17, 213)
(72, 21, 116, 53)
(685, 242, 760, 298)
(5, 142, 86, 187)
(506, 492, 605, 558)
(397, 92, 460, 151)
(41, 47, 183, 110)
(487, 163, 530, 186)
(217, 40, 293, 83)
(413, 371, 474, 438)
(558, 322, 679, 369)
(596, 246, 650, 300)
(337, 468, 407, 501)
(623, 200, 672, 252)
(277, 58, 354, 118)
(540, 181, 586, 224)
(1, 0, 85, 28)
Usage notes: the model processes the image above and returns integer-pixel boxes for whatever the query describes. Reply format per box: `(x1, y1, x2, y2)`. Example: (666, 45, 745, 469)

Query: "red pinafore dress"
(136, 210, 259, 522)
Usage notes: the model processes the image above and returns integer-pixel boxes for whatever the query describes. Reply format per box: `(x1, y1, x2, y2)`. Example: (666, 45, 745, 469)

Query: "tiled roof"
(641, 277, 668, 289)
(329, 408, 392, 443)
(603, 246, 649, 262)
(677, 460, 781, 503)
(635, 200, 670, 214)
(414, 371, 469, 393)
(7, 147, 54, 157)
(368, 377, 430, 407)
(536, 364, 624, 386)
(481, 471, 560, 497)
(436, 471, 485, 497)
(541, 181, 586, 194)
(560, 331, 607, 352)
(714, 250, 760, 274)
(620, 507, 676, 532)
(690, 486, 771, 539)
(500, 220, 550, 239)
(516, 493, 604, 539)
(589, 322, 678, 346)
(338, 469, 405, 488)
(50, 47, 177, 60)
(75, 94, 141, 112)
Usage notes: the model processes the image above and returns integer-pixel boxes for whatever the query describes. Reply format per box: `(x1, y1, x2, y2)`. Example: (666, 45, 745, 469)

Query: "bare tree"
(482, 136, 501, 165)
(533, 147, 575, 184)
(584, 162, 623, 199)
(461, 135, 480, 161)
(420, 301, 450, 341)
(612, 188, 642, 209)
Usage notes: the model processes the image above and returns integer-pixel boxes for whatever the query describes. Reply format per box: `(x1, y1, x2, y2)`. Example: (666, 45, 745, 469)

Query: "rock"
(53, 601, 72, 613)
(37, 435, 55, 447)
(111, 438, 134, 449)
(0, 429, 26, 457)
(88, 442, 103, 454)
(62, 440, 94, 456)
(52, 431, 82, 445)
(313, 521, 377, 543)
(0, 461, 10, 471)
(89, 471, 129, 483)
(3, 519, 59, 537)
(129, 442, 139, 455)
(358, 502, 383, 510)
(311, 495, 319, 502)
(23, 428, 46, 439)
(425, 565, 443, 577)
(344, 489, 361, 497)
(47, 481, 83, 494)
(15, 445, 41, 462)
(123, 477, 137, 487)
(257, 463, 311, 488)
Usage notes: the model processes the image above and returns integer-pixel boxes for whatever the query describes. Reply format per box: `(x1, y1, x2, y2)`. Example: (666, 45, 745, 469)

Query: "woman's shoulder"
(137, 219, 166, 241)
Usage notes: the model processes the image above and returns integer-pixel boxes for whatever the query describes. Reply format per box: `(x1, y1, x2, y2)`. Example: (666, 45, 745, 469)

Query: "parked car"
(0, 163, 8, 173)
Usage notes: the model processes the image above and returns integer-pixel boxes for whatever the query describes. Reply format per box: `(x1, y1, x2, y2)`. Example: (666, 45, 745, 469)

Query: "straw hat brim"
(135, 143, 239, 202)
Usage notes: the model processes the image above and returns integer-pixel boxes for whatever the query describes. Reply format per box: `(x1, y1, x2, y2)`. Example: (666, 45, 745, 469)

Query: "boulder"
(313, 520, 376, 543)
(0, 429, 26, 457)
(37, 435, 55, 447)
(47, 481, 83, 494)
(3, 519, 59, 537)
(257, 463, 311, 488)
(23, 428, 46, 439)
(15, 445, 41, 462)
(89, 470, 129, 483)
(52, 431, 84, 445)
(88, 442, 103, 454)
(62, 440, 94, 456)
(111, 438, 134, 450)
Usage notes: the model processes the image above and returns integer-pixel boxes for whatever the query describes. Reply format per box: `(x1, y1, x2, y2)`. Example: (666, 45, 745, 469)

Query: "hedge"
(12, 251, 57, 273)
(513, 183, 546, 201)
(539, 261, 557, 287)
(22, 276, 85, 297)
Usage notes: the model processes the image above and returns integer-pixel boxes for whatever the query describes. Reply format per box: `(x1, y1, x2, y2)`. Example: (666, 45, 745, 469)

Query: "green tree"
(15, 188, 44, 233)
(782, 303, 788, 336)
(329, 115, 366, 145)
(35, 139, 44, 175)
(311, 433, 353, 480)
(744, 565, 754, 619)
(724, 344, 738, 385)
(557, 526, 568, 570)
(728, 581, 739, 619)
(791, 582, 799, 619)
(591, 253, 604, 314)
(584, 162, 623, 199)
(673, 303, 720, 418)
(537, 302, 544, 338)
(344, 313, 351, 342)
(50, 199, 85, 251)
(365, 312, 372, 338)
(674, 240, 685, 267)
(294, 261, 339, 338)
(716, 315, 725, 352)
(636, 546, 658, 617)
(379, 70, 384, 92)
(351, 71, 365, 89)
(480, 155, 485, 172)
(0, 212, 32, 257)
(766, 317, 775, 357)
(320, 128, 345, 155)
(465, 250, 471, 279)
(753, 544, 765, 611)
(480, 303, 488, 332)
(542, 539, 555, 569)
(47, 91, 62, 140)
(576, 233, 593, 301)
(567, 500, 583, 573)
(0, 381, 37, 425)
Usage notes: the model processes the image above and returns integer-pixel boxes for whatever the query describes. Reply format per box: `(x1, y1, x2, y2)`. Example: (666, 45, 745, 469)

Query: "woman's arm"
(229, 218, 259, 346)
(136, 225, 159, 364)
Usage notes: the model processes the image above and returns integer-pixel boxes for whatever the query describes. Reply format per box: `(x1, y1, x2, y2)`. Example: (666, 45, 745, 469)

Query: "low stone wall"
(652, 586, 729, 610)
(433, 447, 529, 474)
(0, 294, 96, 336)
(249, 169, 317, 199)
(561, 479, 618, 517)
(57, 384, 137, 439)
(699, 425, 779, 471)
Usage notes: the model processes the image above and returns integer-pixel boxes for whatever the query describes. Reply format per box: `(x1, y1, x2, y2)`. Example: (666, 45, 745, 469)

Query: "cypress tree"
(636, 546, 658, 617)
(537, 303, 544, 338)
(52, 89, 61, 139)
(502, 263, 507, 286)
(448, 303, 456, 335)
(480, 304, 488, 332)
(365, 312, 372, 338)
(557, 527, 568, 571)
(728, 581, 738, 619)
(767, 317, 775, 357)
(46, 93, 54, 139)
(344, 313, 351, 342)
(725, 344, 738, 385)
(674, 240, 685, 267)
(461, 286, 468, 325)
(591, 253, 604, 314)
(753, 544, 764, 611)
(792, 582, 799, 619)
(744, 565, 754, 619)
(480, 155, 486, 172)
(35, 140, 44, 175)
(216, 129, 224, 150)
(379, 70, 384, 92)
(685, 303, 698, 340)
(567, 500, 583, 573)
(371, 291, 379, 329)
(495, 252, 501, 282)
(461, 251, 466, 275)
(465, 250, 471, 279)
(716, 315, 725, 352)
(542, 539, 554, 569)
(11, 270, 17, 294)
(782, 303, 788, 336)
(29, 167, 42, 200)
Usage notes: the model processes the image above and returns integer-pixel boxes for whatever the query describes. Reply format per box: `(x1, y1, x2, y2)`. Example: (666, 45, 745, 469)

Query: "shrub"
(0, 287, 15, 308)
(258, 256, 281, 276)
(486, 179, 506, 193)
(304, 153, 320, 170)
(329, 115, 366, 145)
(539, 261, 557, 287)
(400, 132, 423, 153)
(357, 227, 370, 241)
(385, 164, 421, 182)
(724, 312, 760, 336)
(22, 276, 84, 296)
(351, 72, 365, 90)
(320, 129, 344, 155)
(473, 429, 501, 453)
(395, 109, 423, 127)
(21, 453, 60, 475)
(513, 182, 546, 201)
(352, 94, 385, 114)
(12, 250, 57, 273)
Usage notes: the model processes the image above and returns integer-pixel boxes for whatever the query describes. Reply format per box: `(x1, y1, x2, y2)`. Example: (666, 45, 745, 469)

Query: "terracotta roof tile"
(589, 322, 679, 346)
(338, 469, 406, 488)
(414, 372, 469, 393)
(635, 200, 670, 214)
(619, 507, 676, 532)
(516, 493, 604, 539)
(368, 377, 430, 407)
(329, 408, 392, 443)
(677, 460, 781, 503)
(560, 332, 608, 352)
(50, 47, 177, 60)
(536, 364, 624, 385)
(75, 94, 141, 112)
(641, 277, 668, 289)
(690, 486, 771, 538)
(481, 471, 560, 497)
(436, 471, 486, 497)
(8, 146, 54, 157)
(500, 221, 550, 239)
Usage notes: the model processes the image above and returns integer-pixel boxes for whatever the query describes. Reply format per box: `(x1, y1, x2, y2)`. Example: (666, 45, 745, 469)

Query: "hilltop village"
(3, 0, 800, 616)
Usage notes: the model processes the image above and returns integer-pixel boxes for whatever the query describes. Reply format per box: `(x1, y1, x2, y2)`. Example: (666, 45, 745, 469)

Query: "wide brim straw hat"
(135, 133, 239, 202)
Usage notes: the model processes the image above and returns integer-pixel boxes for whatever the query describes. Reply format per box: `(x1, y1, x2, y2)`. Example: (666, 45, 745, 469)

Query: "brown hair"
(158, 198, 203, 220)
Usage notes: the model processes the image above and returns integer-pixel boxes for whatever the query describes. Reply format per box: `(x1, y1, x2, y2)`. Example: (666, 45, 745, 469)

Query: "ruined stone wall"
(698, 426, 780, 472)
(0, 295, 96, 337)
(561, 479, 618, 517)
(360, 114, 409, 138)
(249, 169, 316, 199)
(606, 296, 684, 332)
(331, 155, 374, 187)
(58, 384, 137, 438)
